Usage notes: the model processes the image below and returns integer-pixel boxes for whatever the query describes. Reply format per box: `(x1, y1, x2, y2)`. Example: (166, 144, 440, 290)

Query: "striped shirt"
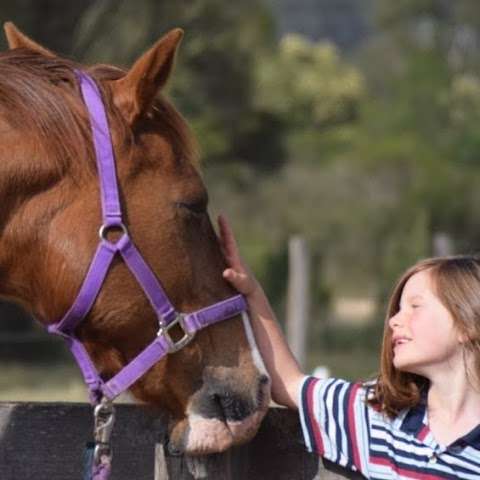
(299, 376, 480, 479)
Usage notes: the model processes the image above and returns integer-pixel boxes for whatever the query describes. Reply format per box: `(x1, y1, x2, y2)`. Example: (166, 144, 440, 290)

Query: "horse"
(0, 22, 270, 456)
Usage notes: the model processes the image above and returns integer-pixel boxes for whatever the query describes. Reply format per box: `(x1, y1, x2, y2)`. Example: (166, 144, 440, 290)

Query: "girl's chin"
(393, 360, 425, 377)
(393, 353, 414, 369)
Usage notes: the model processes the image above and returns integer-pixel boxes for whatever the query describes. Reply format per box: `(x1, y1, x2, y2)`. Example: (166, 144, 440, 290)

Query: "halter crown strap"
(77, 72, 122, 226)
(48, 70, 247, 404)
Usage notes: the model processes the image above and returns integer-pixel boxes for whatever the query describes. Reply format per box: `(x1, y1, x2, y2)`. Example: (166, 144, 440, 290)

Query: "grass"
(0, 362, 88, 402)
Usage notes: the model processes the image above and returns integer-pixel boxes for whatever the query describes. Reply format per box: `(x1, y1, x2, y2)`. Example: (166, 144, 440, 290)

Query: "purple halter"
(46, 71, 247, 479)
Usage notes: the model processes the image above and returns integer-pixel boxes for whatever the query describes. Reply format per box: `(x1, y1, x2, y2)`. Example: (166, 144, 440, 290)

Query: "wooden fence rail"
(0, 403, 362, 480)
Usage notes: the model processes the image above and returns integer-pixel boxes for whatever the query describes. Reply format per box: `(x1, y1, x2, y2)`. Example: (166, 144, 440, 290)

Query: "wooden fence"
(0, 403, 363, 480)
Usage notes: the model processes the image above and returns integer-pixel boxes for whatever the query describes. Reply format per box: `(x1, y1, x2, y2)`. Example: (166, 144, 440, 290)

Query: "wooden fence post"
(432, 232, 453, 256)
(286, 235, 310, 369)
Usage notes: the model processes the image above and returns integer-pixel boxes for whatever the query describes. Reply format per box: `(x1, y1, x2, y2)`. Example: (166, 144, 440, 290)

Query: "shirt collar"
(400, 397, 480, 449)
(452, 424, 480, 450)
(400, 401, 427, 437)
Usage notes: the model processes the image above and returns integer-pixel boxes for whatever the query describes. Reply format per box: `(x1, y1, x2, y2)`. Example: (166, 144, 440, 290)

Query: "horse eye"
(176, 200, 207, 215)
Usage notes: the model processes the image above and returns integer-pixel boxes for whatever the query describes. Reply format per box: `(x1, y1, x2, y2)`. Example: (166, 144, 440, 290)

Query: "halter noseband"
(46, 71, 247, 479)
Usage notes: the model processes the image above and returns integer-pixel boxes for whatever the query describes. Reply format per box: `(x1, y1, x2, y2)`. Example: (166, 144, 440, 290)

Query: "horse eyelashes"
(175, 200, 207, 216)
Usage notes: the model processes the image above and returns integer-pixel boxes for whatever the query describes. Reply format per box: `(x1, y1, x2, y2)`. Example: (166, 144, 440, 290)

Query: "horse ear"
(109, 28, 184, 125)
(3, 22, 56, 57)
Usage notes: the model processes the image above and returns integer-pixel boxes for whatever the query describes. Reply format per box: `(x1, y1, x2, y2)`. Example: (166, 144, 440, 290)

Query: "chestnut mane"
(0, 49, 198, 180)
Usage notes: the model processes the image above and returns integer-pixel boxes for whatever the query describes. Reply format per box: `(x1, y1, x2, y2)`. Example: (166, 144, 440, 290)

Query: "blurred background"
(1, 0, 480, 401)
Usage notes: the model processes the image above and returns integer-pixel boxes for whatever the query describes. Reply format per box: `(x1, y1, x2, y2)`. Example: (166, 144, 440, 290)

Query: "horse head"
(0, 22, 270, 454)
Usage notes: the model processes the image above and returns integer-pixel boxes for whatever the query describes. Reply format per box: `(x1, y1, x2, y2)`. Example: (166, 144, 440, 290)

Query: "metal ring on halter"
(98, 223, 128, 241)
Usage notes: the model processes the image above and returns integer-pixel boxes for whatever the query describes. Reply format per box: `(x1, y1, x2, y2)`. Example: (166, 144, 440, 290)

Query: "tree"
(254, 34, 364, 130)
(73, 0, 285, 171)
(0, 0, 96, 53)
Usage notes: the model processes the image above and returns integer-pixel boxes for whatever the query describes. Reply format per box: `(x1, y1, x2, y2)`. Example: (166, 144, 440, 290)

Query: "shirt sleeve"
(298, 376, 371, 475)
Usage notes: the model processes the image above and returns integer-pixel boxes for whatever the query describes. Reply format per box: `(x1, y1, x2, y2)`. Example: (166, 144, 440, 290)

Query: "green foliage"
(335, 1, 480, 307)
(377, 0, 451, 28)
(73, 0, 285, 171)
(210, 0, 480, 339)
(254, 34, 365, 129)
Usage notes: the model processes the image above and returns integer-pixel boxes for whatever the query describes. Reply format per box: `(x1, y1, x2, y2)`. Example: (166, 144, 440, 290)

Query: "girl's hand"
(219, 214, 304, 409)
(217, 214, 260, 297)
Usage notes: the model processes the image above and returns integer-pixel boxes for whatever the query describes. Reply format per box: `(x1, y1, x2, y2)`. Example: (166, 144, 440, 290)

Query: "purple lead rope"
(47, 70, 248, 480)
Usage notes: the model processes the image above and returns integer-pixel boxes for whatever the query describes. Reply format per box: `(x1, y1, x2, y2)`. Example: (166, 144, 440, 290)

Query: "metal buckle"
(157, 313, 195, 353)
(93, 398, 115, 466)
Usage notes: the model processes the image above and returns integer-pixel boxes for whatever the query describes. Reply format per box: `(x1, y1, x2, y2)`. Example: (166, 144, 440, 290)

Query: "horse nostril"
(196, 379, 270, 422)
(259, 374, 270, 386)
(219, 393, 234, 409)
(256, 375, 270, 407)
(217, 392, 253, 421)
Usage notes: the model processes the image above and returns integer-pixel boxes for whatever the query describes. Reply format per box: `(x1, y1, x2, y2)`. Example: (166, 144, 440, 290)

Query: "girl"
(217, 214, 480, 479)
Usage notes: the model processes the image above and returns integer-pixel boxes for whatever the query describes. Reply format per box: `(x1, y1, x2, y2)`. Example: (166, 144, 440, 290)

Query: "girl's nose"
(388, 311, 402, 329)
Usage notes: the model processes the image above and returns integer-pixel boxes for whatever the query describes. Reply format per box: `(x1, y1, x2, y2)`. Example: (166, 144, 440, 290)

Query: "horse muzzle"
(168, 373, 271, 455)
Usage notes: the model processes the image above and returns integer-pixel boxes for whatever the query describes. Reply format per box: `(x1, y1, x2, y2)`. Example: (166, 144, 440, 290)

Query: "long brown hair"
(369, 255, 480, 417)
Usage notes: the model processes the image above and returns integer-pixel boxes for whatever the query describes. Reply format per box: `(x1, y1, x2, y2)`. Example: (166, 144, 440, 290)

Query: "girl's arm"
(217, 215, 305, 409)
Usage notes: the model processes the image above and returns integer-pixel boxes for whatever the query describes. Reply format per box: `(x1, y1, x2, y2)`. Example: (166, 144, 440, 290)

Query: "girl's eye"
(411, 304, 421, 309)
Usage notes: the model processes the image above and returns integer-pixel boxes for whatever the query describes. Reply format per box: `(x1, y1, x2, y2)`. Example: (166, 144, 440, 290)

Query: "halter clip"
(93, 398, 115, 466)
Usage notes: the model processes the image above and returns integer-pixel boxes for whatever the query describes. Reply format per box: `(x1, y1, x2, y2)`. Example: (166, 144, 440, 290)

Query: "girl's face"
(388, 269, 464, 377)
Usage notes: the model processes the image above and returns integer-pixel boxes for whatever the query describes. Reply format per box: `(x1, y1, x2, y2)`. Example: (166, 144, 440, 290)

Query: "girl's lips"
(392, 337, 412, 349)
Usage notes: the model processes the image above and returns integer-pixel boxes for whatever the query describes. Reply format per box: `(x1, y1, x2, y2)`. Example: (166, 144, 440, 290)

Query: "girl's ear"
(4, 21, 56, 57)
(457, 330, 470, 345)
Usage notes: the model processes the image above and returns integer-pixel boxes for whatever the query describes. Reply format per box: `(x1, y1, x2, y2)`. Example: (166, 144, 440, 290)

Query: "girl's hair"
(369, 255, 480, 417)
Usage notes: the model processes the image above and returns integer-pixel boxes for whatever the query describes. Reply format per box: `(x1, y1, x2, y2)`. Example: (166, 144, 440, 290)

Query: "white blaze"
(241, 311, 269, 378)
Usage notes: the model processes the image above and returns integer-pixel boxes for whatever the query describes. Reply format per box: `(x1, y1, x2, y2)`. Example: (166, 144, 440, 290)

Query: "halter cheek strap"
(47, 71, 247, 404)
